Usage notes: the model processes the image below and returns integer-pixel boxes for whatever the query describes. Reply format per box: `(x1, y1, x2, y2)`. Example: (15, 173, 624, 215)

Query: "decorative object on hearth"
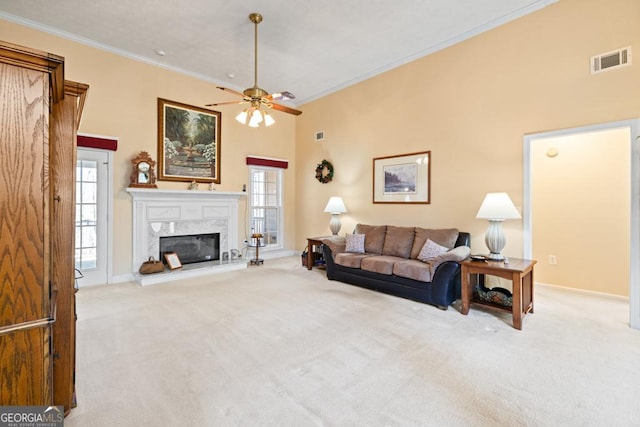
(206, 13, 302, 127)
(324, 196, 347, 235)
(373, 151, 430, 204)
(139, 256, 164, 274)
(157, 98, 221, 184)
(129, 151, 158, 188)
(164, 252, 182, 270)
(476, 192, 521, 261)
(188, 180, 198, 190)
(315, 159, 334, 184)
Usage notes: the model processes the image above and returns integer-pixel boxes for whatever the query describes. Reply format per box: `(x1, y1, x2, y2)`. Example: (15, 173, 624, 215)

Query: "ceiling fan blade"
(216, 86, 245, 97)
(269, 91, 296, 101)
(270, 102, 303, 116)
(205, 100, 246, 107)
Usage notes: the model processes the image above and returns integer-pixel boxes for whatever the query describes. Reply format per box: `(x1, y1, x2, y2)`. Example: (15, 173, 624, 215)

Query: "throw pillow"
(417, 239, 448, 262)
(345, 234, 365, 253)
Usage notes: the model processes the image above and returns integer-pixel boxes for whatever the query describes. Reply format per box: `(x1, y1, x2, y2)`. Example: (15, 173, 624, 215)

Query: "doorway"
(523, 119, 640, 330)
(75, 148, 112, 286)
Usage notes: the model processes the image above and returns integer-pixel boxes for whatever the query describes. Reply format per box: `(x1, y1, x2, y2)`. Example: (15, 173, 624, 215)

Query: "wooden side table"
(461, 258, 537, 330)
(306, 237, 329, 270)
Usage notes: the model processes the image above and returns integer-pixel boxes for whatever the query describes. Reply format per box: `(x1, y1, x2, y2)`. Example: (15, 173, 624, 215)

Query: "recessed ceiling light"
(226, 72, 235, 79)
(155, 49, 166, 56)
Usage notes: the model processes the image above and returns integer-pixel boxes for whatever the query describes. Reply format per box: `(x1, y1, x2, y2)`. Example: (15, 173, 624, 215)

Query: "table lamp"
(476, 192, 521, 260)
(324, 196, 347, 235)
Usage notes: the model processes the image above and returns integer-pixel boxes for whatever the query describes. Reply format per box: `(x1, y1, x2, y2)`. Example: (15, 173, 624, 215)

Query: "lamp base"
(328, 214, 342, 236)
(484, 219, 506, 261)
(486, 252, 505, 261)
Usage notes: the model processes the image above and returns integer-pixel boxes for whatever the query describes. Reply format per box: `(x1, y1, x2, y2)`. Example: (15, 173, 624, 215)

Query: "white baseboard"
(111, 273, 136, 284)
(536, 281, 629, 302)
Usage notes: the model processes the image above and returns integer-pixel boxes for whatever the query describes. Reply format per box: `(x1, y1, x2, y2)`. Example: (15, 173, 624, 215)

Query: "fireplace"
(159, 233, 220, 265)
(126, 188, 247, 285)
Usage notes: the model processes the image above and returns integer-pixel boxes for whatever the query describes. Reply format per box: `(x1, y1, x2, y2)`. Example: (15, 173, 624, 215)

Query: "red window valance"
(77, 134, 118, 151)
(246, 156, 288, 169)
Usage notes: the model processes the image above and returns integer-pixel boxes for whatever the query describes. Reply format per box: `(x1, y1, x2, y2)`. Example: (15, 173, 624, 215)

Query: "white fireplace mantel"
(126, 188, 247, 285)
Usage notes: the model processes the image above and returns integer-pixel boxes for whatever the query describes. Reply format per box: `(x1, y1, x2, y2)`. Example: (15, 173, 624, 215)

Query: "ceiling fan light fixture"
(235, 109, 249, 124)
(248, 108, 263, 127)
(262, 110, 275, 127)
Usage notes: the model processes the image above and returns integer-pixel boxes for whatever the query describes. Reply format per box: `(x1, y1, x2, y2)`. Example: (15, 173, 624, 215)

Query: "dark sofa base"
(323, 231, 470, 309)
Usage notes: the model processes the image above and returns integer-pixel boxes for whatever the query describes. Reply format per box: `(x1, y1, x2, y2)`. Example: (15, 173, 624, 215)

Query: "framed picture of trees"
(157, 98, 221, 183)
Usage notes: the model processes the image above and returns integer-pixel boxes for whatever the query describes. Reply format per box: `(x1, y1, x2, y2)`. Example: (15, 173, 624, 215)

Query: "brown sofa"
(322, 224, 470, 309)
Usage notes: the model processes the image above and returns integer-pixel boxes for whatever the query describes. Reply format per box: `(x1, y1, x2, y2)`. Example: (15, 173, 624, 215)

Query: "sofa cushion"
(417, 239, 449, 262)
(345, 234, 365, 253)
(360, 255, 402, 275)
(428, 245, 471, 269)
(335, 253, 376, 268)
(355, 224, 387, 254)
(410, 228, 459, 259)
(381, 226, 415, 258)
(393, 259, 434, 282)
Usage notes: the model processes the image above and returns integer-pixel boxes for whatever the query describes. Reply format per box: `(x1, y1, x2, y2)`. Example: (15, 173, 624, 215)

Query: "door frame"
(523, 118, 640, 330)
(77, 142, 114, 285)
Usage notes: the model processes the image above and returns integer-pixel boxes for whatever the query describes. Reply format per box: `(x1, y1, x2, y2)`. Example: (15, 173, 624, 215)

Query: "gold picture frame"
(373, 151, 431, 204)
(157, 98, 221, 183)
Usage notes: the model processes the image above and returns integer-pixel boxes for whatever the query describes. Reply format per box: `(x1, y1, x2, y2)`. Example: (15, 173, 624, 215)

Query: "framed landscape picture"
(373, 151, 431, 204)
(157, 98, 221, 183)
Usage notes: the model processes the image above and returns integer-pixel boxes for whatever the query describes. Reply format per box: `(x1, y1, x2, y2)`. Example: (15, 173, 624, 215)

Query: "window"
(75, 159, 98, 270)
(249, 167, 283, 249)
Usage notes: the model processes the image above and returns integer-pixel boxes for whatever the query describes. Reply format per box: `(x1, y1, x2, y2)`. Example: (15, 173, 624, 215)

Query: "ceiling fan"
(206, 12, 302, 127)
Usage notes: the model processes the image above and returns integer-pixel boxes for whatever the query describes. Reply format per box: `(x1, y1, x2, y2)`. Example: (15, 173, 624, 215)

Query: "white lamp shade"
(263, 111, 275, 126)
(476, 193, 521, 220)
(324, 196, 347, 214)
(235, 110, 248, 124)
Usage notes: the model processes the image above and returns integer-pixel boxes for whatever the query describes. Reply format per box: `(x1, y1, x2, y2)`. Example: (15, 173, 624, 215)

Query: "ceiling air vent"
(591, 46, 631, 74)
(315, 131, 325, 142)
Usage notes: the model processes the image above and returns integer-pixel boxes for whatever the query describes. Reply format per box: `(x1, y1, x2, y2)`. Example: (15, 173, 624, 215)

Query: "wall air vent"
(591, 46, 631, 74)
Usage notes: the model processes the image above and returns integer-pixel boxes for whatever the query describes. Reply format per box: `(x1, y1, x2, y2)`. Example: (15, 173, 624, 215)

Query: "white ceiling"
(0, 0, 556, 107)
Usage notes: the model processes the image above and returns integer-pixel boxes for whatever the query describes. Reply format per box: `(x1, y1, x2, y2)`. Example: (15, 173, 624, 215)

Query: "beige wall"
(532, 128, 630, 295)
(0, 20, 298, 278)
(295, 0, 640, 295)
(2, 0, 639, 292)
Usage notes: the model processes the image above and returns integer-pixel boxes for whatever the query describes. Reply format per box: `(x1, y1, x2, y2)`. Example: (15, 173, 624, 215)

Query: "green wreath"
(315, 159, 334, 184)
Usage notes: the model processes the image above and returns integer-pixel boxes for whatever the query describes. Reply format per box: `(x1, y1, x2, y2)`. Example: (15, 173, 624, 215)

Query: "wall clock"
(129, 151, 158, 188)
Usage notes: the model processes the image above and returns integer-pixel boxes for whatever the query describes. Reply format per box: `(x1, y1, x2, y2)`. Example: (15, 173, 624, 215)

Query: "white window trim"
(248, 166, 284, 251)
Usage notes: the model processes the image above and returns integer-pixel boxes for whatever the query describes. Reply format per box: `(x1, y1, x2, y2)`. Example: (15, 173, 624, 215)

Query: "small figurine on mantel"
(188, 180, 198, 190)
(208, 182, 216, 191)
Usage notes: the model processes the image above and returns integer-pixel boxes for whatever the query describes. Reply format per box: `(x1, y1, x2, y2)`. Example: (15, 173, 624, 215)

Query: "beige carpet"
(65, 256, 640, 426)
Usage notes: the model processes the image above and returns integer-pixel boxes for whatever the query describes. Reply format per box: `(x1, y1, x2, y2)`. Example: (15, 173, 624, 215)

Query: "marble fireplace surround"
(126, 188, 247, 285)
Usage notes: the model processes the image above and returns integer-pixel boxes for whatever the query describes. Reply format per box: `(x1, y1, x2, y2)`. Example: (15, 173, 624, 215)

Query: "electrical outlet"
(548, 255, 557, 265)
